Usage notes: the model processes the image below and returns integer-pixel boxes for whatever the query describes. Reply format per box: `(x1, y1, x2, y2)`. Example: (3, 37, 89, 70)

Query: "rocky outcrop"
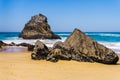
(31, 28, 119, 64)
(64, 28, 119, 64)
(46, 41, 72, 62)
(46, 41, 93, 62)
(31, 40, 50, 60)
(19, 14, 61, 39)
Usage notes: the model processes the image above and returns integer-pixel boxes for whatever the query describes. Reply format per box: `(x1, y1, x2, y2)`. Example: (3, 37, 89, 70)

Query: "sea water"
(0, 32, 120, 54)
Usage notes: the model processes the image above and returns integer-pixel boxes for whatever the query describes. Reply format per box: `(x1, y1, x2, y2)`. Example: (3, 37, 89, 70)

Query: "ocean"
(0, 32, 120, 54)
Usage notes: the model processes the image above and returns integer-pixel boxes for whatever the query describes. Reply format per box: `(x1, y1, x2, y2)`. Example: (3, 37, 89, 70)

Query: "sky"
(0, 0, 120, 32)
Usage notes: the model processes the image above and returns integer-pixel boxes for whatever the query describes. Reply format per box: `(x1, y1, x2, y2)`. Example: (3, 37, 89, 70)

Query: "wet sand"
(0, 51, 120, 80)
(0, 46, 27, 52)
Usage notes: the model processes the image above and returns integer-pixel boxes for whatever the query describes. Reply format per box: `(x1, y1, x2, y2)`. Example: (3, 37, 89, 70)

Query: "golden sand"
(0, 51, 120, 80)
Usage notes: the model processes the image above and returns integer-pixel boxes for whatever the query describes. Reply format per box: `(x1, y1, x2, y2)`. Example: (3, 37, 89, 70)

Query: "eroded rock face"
(19, 14, 61, 39)
(31, 28, 119, 64)
(64, 28, 119, 64)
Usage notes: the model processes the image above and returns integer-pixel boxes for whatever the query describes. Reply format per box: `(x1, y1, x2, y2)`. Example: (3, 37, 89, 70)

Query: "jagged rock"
(46, 48, 71, 62)
(47, 41, 93, 62)
(31, 28, 119, 64)
(19, 14, 61, 39)
(46, 41, 72, 62)
(64, 28, 119, 64)
(31, 40, 49, 60)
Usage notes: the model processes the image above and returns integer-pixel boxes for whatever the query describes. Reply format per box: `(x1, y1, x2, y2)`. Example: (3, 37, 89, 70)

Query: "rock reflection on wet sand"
(0, 46, 27, 52)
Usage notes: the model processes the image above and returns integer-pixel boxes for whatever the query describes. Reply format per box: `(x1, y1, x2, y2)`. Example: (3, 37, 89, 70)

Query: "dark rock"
(47, 41, 93, 62)
(17, 43, 34, 51)
(64, 28, 119, 64)
(46, 48, 71, 62)
(31, 28, 119, 64)
(0, 41, 7, 47)
(19, 13, 61, 39)
(47, 41, 72, 62)
(31, 40, 49, 60)
(9, 42, 16, 46)
(17, 43, 29, 47)
(28, 45, 35, 51)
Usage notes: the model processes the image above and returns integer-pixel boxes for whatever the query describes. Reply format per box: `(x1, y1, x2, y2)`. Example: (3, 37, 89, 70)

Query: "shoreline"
(0, 46, 28, 52)
(0, 51, 120, 80)
(1, 39, 120, 54)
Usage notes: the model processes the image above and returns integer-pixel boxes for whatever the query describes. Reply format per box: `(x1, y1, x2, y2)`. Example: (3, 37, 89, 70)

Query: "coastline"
(0, 51, 120, 80)
(1, 32, 120, 54)
(0, 46, 28, 52)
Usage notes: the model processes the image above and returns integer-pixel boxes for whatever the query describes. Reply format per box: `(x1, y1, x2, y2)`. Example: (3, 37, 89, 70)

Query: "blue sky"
(0, 0, 120, 32)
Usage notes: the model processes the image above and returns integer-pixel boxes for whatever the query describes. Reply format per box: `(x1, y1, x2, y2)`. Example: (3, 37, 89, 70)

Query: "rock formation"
(64, 28, 119, 64)
(19, 14, 61, 39)
(46, 41, 93, 62)
(46, 41, 72, 62)
(31, 28, 119, 64)
(31, 40, 50, 60)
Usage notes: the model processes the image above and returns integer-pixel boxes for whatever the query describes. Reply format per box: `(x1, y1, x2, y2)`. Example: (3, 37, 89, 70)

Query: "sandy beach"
(0, 51, 120, 80)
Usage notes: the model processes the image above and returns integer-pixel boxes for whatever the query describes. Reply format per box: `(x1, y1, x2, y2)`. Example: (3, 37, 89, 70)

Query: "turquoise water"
(0, 32, 120, 54)
(56, 32, 120, 42)
(1, 32, 120, 42)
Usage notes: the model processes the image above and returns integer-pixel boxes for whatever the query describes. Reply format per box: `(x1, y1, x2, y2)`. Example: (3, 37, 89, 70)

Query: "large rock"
(47, 41, 93, 62)
(31, 28, 119, 64)
(64, 28, 119, 64)
(31, 40, 50, 60)
(19, 14, 61, 39)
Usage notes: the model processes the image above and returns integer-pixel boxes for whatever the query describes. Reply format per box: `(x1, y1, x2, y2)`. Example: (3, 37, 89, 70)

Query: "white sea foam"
(99, 34, 120, 37)
(3, 38, 66, 47)
(99, 42, 120, 54)
(2, 38, 120, 55)
(87, 33, 120, 37)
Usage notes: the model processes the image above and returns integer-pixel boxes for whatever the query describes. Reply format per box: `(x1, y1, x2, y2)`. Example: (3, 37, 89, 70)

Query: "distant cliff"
(19, 14, 61, 39)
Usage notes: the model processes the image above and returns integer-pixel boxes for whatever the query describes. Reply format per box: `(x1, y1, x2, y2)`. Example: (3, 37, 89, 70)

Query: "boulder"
(31, 40, 49, 60)
(31, 28, 119, 64)
(47, 41, 93, 62)
(64, 28, 119, 64)
(19, 14, 61, 39)
(46, 41, 72, 62)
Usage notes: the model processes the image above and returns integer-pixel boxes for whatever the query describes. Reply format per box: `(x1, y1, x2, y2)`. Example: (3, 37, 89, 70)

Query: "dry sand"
(0, 51, 120, 80)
